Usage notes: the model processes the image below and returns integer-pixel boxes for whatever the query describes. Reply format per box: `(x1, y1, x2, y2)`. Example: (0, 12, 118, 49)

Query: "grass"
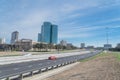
(80, 52, 110, 62)
(111, 52, 120, 61)
(80, 51, 120, 62)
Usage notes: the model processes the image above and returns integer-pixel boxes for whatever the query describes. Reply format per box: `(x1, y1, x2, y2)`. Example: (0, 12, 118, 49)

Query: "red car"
(48, 56, 57, 60)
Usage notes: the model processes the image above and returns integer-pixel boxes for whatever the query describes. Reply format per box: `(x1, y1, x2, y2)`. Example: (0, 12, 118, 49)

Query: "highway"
(0, 50, 102, 80)
(0, 51, 90, 65)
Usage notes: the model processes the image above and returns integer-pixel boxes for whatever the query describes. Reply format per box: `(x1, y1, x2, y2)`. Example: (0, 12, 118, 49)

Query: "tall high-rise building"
(11, 31, 19, 44)
(38, 22, 58, 44)
(51, 25, 58, 44)
(0, 38, 5, 44)
(38, 33, 41, 42)
(81, 43, 85, 48)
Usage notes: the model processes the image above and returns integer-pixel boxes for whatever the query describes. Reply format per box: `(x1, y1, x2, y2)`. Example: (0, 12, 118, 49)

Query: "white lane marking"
(13, 68, 19, 70)
(0, 71, 1, 73)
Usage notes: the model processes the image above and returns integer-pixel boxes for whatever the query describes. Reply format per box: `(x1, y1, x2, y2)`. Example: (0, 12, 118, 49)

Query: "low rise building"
(116, 43, 120, 48)
(15, 39, 32, 51)
(60, 40, 67, 46)
(104, 44, 112, 50)
(86, 46, 94, 49)
(0, 38, 5, 44)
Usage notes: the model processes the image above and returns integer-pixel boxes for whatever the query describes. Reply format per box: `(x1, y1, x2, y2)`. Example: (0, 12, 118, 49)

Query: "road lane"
(0, 51, 102, 79)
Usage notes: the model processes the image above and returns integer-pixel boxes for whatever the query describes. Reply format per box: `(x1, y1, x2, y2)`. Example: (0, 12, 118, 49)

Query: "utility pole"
(106, 27, 109, 53)
(106, 27, 109, 44)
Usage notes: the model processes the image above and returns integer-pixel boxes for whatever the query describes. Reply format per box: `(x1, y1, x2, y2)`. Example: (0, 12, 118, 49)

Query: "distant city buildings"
(15, 39, 32, 51)
(80, 43, 85, 49)
(104, 44, 112, 50)
(11, 31, 19, 44)
(116, 43, 120, 48)
(60, 40, 67, 46)
(67, 43, 73, 46)
(0, 38, 5, 44)
(95, 47, 104, 50)
(86, 45, 94, 49)
(38, 22, 58, 44)
(38, 33, 41, 42)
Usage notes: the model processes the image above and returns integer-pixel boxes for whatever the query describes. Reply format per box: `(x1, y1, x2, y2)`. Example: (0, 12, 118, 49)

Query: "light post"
(106, 27, 109, 53)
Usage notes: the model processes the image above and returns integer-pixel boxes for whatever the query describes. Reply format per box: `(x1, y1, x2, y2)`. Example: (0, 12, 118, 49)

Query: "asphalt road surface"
(0, 50, 102, 79)
(0, 51, 90, 65)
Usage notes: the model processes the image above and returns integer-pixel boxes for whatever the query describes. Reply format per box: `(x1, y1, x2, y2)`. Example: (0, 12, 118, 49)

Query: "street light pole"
(106, 27, 109, 44)
(106, 27, 109, 53)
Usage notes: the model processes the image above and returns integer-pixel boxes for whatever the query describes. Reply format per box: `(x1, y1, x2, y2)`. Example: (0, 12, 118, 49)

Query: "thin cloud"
(59, 33, 93, 39)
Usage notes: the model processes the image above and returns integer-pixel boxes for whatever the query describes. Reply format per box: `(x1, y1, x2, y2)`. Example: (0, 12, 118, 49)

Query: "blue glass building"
(51, 25, 58, 44)
(38, 33, 41, 42)
(38, 22, 58, 44)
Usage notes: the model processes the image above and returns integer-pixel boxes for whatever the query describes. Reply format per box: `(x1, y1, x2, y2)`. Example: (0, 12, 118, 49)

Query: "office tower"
(41, 22, 51, 43)
(51, 25, 58, 44)
(81, 43, 85, 48)
(11, 31, 19, 44)
(38, 33, 41, 42)
(39, 22, 58, 44)
(0, 38, 5, 44)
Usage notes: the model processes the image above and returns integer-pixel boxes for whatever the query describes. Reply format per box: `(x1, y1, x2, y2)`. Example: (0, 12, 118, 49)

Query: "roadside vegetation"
(80, 51, 120, 62)
(45, 51, 120, 80)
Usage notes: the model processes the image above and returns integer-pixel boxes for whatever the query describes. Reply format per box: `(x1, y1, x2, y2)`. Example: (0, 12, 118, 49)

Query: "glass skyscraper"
(38, 33, 41, 42)
(38, 22, 58, 44)
(51, 25, 58, 44)
(11, 31, 19, 44)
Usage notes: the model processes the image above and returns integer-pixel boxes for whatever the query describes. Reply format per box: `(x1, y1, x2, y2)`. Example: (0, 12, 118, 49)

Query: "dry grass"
(44, 52, 120, 80)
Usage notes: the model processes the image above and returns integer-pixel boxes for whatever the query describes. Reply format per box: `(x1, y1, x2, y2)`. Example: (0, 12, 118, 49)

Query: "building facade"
(86, 46, 94, 49)
(15, 39, 32, 51)
(11, 31, 19, 44)
(80, 43, 85, 49)
(51, 25, 58, 44)
(38, 22, 58, 44)
(60, 40, 67, 46)
(104, 44, 112, 50)
(116, 43, 120, 48)
(0, 38, 5, 44)
(38, 33, 41, 42)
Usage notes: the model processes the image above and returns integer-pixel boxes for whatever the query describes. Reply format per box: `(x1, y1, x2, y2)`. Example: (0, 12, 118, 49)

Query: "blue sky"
(0, 0, 120, 47)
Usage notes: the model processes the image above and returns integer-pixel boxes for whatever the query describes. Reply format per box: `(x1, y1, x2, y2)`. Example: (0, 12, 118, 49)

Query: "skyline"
(38, 22, 58, 44)
(0, 0, 120, 47)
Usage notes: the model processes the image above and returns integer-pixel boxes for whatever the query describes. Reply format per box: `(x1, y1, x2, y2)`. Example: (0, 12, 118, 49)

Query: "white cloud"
(16, 10, 53, 27)
(59, 32, 92, 39)
(60, 0, 99, 13)
(1, 0, 120, 43)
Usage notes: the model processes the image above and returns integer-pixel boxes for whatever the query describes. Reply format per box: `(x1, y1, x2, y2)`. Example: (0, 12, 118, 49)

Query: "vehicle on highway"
(48, 56, 57, 60)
